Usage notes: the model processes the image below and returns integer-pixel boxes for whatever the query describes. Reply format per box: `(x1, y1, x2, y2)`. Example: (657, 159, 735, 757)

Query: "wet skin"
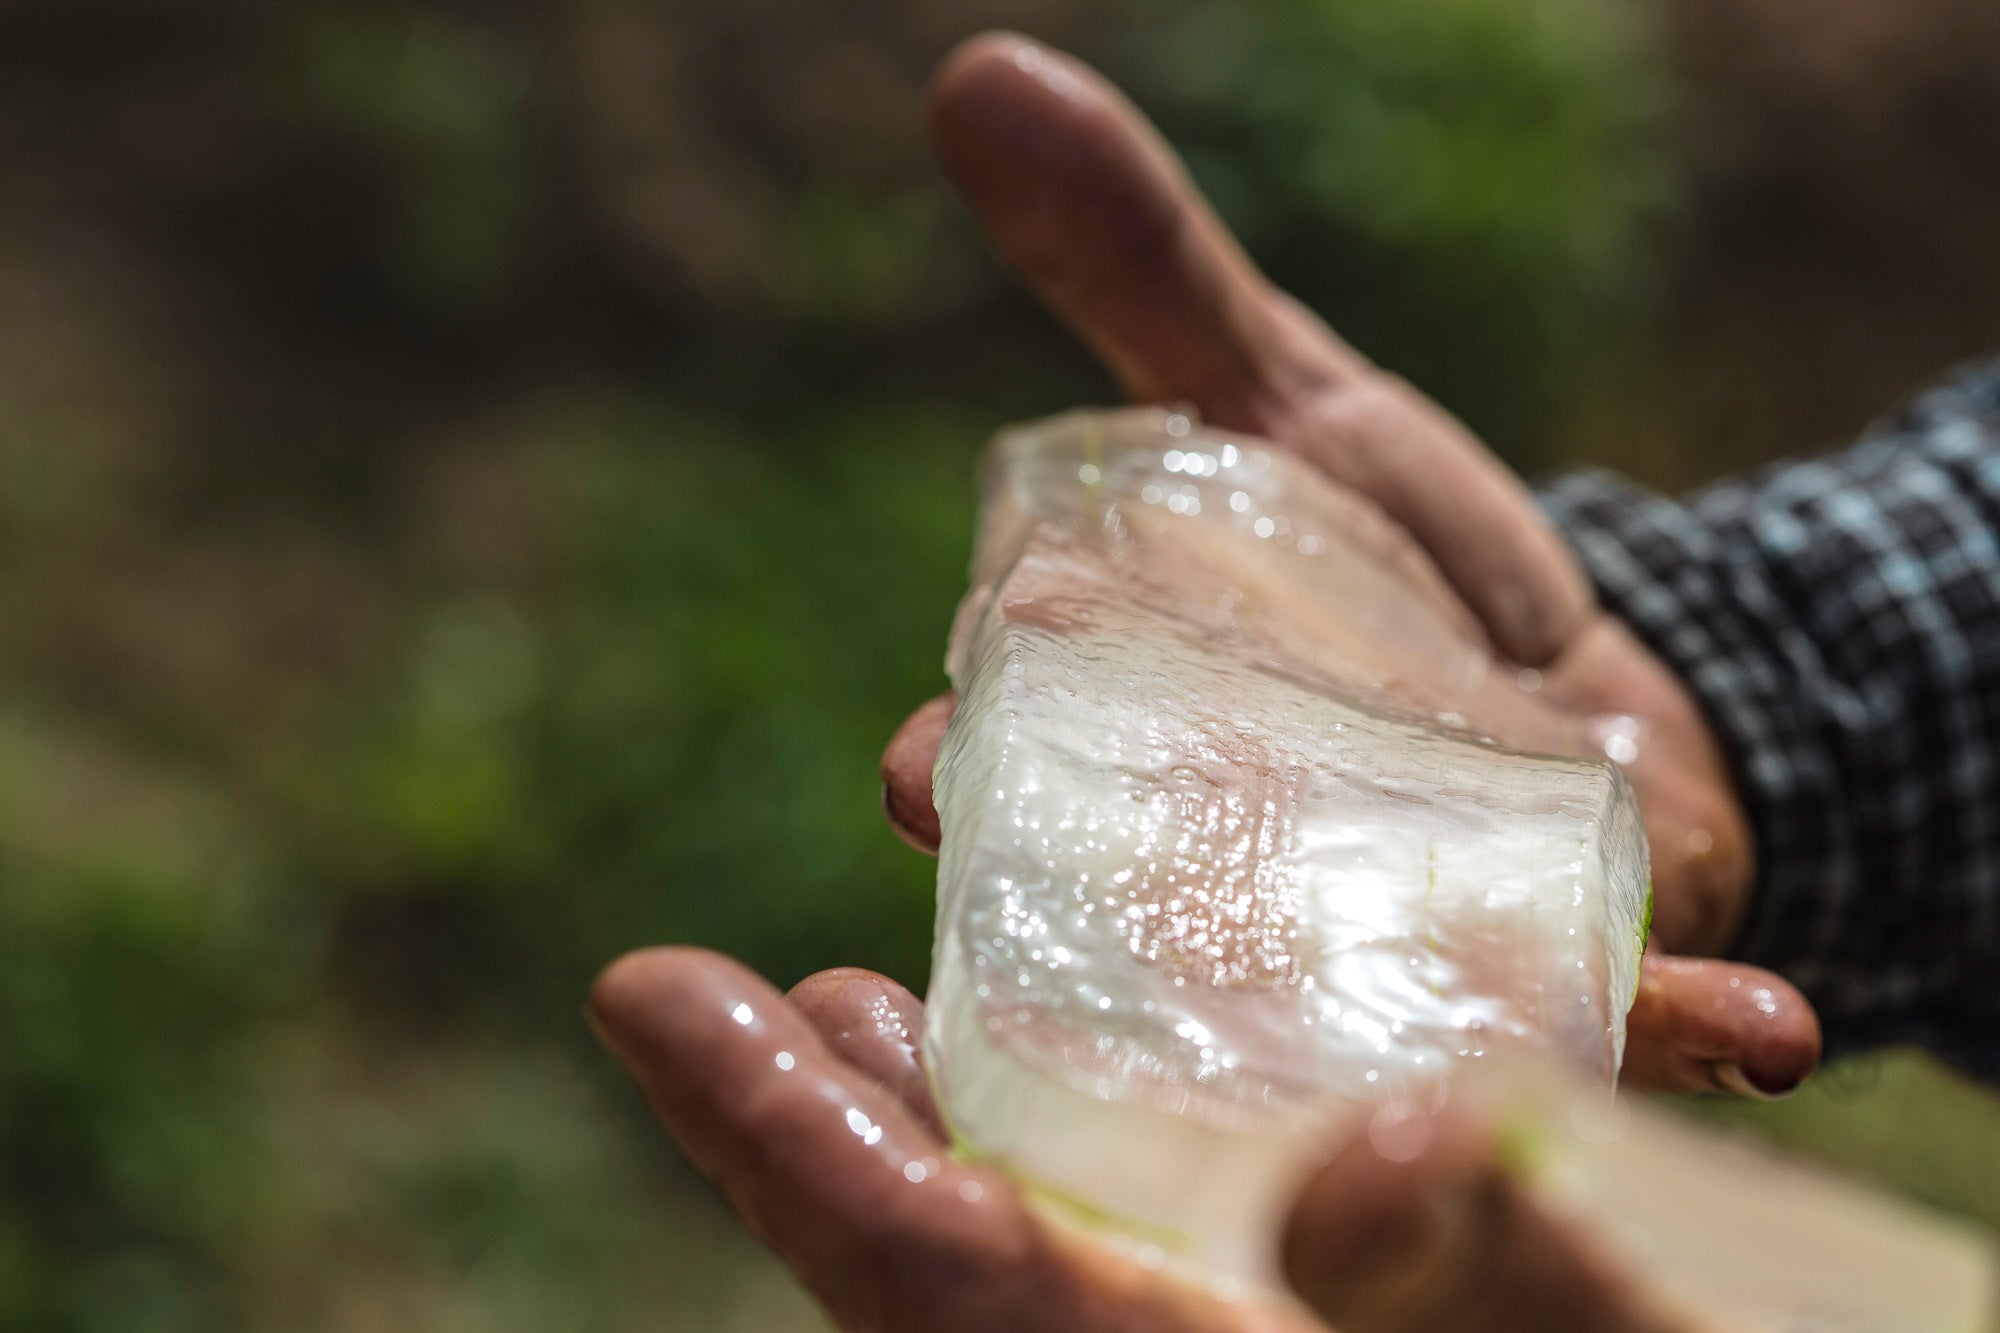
(594, 945, 1706, 1332)
(594, 33, 1822, 1332)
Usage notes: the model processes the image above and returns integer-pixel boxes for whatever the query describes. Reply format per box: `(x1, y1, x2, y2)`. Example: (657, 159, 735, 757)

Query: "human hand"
(592, 947, 1707, 1333)
(589, 31, 1819, 1333)
(881, 33, 1820, 1099)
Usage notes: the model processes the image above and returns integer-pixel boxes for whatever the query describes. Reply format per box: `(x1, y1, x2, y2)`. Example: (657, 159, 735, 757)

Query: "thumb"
(1281, 1108, 1691, 1333)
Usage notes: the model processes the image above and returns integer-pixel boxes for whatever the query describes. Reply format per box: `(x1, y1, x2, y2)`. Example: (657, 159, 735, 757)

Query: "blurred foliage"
(0, 1, 1994, 1330)
(1105, 0, 1669, 460)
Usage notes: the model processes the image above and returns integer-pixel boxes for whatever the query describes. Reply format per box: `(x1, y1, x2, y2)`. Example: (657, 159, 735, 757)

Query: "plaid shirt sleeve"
(1538, 357, 2000, 1078)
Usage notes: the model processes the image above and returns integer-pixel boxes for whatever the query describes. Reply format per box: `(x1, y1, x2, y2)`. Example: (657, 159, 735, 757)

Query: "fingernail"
(1713, 1060, 1799, 1101)
(1304, 1186, 1481, 1328)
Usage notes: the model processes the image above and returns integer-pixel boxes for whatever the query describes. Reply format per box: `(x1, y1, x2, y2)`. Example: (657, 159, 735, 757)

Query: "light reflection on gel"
(1366, 1104, 1431, 1163)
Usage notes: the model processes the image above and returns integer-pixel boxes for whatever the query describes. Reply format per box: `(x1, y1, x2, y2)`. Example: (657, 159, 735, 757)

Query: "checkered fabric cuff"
(1539, 358, 2000, 1076)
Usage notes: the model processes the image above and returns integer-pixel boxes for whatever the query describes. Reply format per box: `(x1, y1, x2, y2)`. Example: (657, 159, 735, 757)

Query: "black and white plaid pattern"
(1540, 358, 2000, 1077)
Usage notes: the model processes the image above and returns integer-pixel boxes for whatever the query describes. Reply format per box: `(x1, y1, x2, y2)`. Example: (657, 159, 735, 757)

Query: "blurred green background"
(2, 1, 1998, 1328)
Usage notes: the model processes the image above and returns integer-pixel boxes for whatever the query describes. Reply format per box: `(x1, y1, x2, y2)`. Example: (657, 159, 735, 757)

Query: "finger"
(882, 692, 954, 854)
(928, 33, 1592, 663)
(1620, 955, 1821, 1099)
(1538, 614, 1756, 956)
(595, 949, 1307, 1332)
(789, 967, 944, 1136)
(1276, 378, 1594, 664)
(928, 32, 1350, 425)
(1282, 1108, 1686, 1333)
(589, 948, 1030, 1330)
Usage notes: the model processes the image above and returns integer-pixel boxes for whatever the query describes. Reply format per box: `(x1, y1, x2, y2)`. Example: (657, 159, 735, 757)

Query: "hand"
(592, 947, 1704, 1332)
(881, 33, 1821, 1099)
(591, 32, 1818, 1333)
